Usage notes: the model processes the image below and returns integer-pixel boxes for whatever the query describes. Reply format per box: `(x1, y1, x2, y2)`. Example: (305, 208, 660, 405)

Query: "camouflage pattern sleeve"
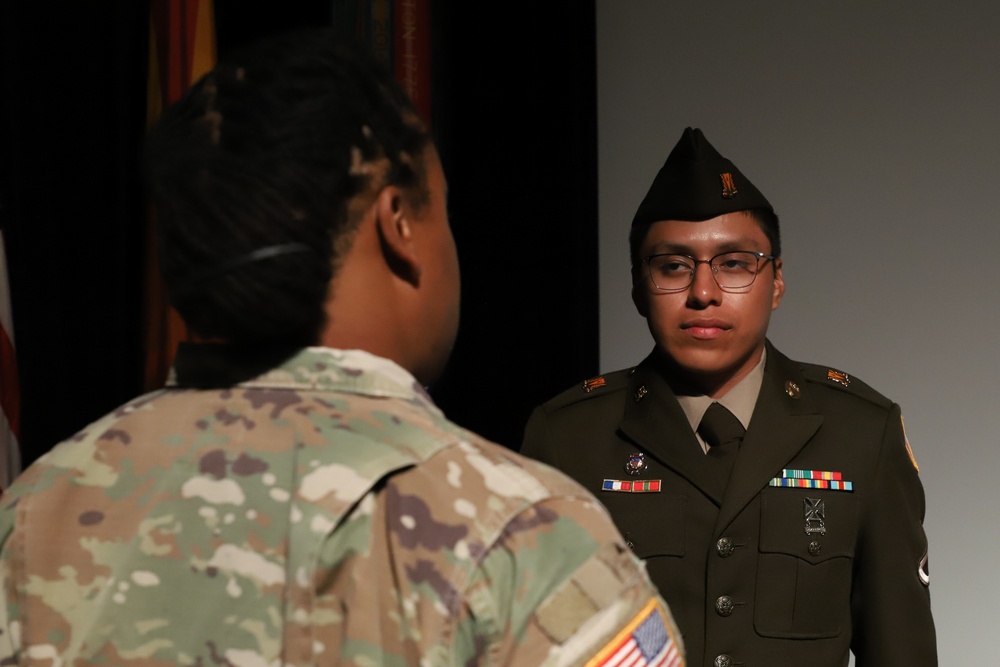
(462, 493, 684, 666)
(0, 500, 18, 663)
(304, 428, 683, 666)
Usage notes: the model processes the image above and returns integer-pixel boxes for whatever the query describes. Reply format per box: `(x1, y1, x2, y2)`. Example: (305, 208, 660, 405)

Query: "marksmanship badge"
(804, 497, 826, 535)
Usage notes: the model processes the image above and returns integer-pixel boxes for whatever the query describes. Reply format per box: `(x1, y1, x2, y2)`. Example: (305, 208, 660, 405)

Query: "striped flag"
(587, 600, 683, 667)
(143, 0, 217, 391)
(147, 0, 217, 122)
(0, 226, 21, 489)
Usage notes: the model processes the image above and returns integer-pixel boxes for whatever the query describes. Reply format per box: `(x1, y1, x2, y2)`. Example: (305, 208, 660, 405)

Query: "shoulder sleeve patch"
(902, 415, 920, 473)
(919, 551, 930, 586)
(585, 598, 683, 667)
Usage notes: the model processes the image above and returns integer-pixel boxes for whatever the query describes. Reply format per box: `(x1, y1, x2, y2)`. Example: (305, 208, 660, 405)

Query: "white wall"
(596, 2, 1000, 663)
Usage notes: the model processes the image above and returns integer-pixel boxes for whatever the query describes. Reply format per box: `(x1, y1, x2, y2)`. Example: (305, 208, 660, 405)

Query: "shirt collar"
(676, 346, 767, 435)
(167, 344, 440, 413)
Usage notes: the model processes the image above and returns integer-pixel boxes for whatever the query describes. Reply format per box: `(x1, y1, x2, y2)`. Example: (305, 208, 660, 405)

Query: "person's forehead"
(642, 212, 767, 249)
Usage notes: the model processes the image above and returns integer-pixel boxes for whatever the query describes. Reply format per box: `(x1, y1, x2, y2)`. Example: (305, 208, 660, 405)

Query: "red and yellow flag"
(0, 226, 21, 489)
(143, 0, 216, 391)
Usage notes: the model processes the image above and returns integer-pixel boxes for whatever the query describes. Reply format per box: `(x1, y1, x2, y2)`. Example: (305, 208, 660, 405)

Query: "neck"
(654, 346, 765, 399)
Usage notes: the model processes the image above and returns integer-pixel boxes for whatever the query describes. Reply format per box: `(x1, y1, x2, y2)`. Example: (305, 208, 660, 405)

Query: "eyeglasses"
(642, 251, 776, 292)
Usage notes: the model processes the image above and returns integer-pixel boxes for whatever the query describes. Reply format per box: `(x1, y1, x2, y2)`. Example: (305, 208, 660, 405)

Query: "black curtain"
(430, 4, 600, 448)
(0, 1, 598, 466)
(1, 3, 150, 467)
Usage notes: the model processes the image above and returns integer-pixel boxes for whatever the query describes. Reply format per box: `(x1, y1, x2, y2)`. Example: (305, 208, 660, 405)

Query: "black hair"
(144, 28, 432, 346)
(628, 206, 782, 269)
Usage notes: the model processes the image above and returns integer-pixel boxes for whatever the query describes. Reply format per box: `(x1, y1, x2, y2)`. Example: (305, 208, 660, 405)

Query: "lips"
(681, 318, 731, 339)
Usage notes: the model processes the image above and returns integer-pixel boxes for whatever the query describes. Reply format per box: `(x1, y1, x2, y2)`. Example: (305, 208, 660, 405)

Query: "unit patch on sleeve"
(585, 598, 682, 667)
(902, 415, 920, 473)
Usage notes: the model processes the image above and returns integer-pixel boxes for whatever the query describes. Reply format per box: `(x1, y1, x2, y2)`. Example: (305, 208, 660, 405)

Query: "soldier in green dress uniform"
(522, 127, 936, 667)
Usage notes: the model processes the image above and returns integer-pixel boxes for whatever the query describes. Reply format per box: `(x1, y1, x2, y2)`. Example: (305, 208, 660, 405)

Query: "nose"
(686, 261, 722, 308)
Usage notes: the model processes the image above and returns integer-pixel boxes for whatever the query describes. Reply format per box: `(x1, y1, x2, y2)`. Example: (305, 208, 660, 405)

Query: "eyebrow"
(647, 237, 765, 256)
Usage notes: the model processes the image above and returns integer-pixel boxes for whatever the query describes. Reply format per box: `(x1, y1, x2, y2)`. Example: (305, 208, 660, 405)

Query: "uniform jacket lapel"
(618, 354, 724, 504)
(715, 342, 823, 534)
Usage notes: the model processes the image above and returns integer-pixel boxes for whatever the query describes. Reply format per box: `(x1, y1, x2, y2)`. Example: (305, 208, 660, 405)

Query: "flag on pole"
(143, 0, 217, 391)
(0, 225, 22, 489)
(331, 0, 432, 127)
(393, 0, 431, 126)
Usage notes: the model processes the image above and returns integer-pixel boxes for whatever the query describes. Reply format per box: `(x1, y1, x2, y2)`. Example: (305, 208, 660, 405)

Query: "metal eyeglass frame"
(641, 250, 776, 293)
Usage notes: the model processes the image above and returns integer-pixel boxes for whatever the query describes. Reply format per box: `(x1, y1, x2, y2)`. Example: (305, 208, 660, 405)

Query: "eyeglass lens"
(647, 251, 764, 291)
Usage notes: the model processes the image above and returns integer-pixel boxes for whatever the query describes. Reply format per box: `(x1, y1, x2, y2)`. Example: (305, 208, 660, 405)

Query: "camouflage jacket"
(0, 345, 682, 666)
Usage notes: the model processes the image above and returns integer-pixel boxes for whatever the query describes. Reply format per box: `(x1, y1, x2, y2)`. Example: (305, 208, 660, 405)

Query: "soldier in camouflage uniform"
(0, 29, 683, 667)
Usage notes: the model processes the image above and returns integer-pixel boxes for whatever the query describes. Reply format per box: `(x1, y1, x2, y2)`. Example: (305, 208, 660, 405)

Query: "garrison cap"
(631, 127, 772, 227)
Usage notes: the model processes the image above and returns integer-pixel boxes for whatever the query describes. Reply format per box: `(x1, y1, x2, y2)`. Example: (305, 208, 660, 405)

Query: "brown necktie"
(698, 402, 745, 488)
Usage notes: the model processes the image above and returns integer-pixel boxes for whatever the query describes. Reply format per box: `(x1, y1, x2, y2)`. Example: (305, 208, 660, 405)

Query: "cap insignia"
(720, 172, 738, 199)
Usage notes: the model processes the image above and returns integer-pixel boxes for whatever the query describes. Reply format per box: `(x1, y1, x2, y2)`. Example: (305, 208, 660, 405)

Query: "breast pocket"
(608, 493, 686, 559)
(754, 488, 859, 639)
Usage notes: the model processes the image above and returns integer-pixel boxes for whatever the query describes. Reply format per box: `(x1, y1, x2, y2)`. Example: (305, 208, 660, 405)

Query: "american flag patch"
(586, 599, 682, 667)
(602, 479, 661, 493)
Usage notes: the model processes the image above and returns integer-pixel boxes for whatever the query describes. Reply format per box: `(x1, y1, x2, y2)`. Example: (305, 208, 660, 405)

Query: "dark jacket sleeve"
(851, 403, 937, 666)
(520, 406, 556, 464)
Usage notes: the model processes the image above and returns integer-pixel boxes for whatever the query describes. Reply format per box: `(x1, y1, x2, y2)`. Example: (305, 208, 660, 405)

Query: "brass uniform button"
(715, 654, 733, 667)
(715, 595, 735, 617)
(716, 537, 735, 557)
(809, 541, 822, 556)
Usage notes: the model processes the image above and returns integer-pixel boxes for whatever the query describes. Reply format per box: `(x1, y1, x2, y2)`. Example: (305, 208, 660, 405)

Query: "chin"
(678, 361, 736, 381)
(664, 344, 730, 372)
(660, 347, 742, 383)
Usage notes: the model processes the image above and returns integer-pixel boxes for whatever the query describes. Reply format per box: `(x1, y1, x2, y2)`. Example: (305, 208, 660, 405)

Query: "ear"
(631, 269, 649, 318)
(374, 185, 421, 287)
(770, 258, 785, 310)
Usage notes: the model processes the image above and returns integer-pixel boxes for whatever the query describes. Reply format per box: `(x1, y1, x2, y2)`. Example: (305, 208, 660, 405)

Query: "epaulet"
(798, 362, 892, 409)
(539, 367, 635, 414)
